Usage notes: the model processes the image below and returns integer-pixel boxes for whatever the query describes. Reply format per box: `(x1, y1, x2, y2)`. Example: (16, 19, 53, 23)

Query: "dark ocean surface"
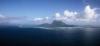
(0, 27, 100, 46)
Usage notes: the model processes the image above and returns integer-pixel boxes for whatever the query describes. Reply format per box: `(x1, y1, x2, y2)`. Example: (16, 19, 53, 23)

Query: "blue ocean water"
(0, 27, 100, 46)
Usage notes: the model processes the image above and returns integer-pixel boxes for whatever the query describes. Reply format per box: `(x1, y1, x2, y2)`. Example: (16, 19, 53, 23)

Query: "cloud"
(0, 5, 100, 26)
(55, 12, 61, 20)
(0, 14, 6, 21)
(0, 14, 5, 18)
(64, 10, 78, 19)
(33, 18, 43, 21)
(84, 5, 96, 20)
(54, 10, 79, 21)
(53, 5, 100, 26)
(45, 17, 49, 20)
(0, 15, 34, 26)
(33, 17, 51, 25)
(0, 15, 7, 23)
(0, 15, 50, 25)
(83, 5, 100, 26)
(55, 13, 61, 17)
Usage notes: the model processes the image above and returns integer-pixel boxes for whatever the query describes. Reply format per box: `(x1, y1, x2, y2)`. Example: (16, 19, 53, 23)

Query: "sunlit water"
(0, 27, 100, 46)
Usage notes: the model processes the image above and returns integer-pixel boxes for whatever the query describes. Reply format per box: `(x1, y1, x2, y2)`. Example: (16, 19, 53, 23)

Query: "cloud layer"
(54, 5, 100, 26)
(0, 5, 100, 26)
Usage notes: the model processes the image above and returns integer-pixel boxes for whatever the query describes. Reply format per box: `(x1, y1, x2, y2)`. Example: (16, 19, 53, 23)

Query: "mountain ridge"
(38, 20, 75, 27)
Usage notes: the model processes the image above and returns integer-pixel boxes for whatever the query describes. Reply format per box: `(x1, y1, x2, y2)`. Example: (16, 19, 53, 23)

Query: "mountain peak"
(51, 20, 67, 27)
(38, 20, 75, 27)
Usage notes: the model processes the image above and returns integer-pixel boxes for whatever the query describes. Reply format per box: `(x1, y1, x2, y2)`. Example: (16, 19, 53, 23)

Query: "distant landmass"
(38, 20, 75, 27)
(0, 20, 100, 28)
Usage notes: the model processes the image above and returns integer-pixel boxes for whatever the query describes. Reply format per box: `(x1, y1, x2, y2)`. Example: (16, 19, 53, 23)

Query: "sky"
(0, 0, 85, 17)
(0, 0, 100, 26)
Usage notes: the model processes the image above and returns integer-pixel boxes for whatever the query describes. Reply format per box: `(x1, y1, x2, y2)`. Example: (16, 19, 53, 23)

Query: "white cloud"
(52, 5, 100, 26)
(0, 5, 100, 26)
(0, 15, 35, 25)
(54, 10, 79, 24)
(84, 5, 96, 20)
(33, 17, 51, 25)
(64, 10, 78, 19)
(55, 12, 61, 20)
(55, 12, 61, 18)
(45, 17, 49, 20)
(33, 18, 43, 21)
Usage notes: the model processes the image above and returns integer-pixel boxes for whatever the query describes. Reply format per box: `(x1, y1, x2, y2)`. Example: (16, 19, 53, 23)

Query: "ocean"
(0, 27, 100, 46)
